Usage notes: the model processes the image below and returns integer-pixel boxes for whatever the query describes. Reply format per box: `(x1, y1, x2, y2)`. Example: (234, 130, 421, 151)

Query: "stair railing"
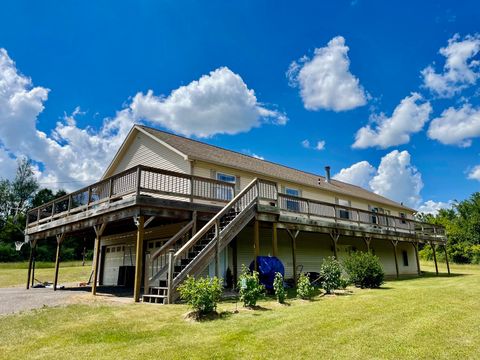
(168, 178, 260, 295)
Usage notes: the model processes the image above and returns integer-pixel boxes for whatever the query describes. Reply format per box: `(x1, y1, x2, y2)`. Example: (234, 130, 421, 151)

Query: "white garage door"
(103, 245, 125, 286)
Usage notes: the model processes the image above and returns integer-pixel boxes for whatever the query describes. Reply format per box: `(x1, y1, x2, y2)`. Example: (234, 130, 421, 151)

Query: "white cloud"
(0, 49, 284, 190)
(242, 149, 264, 160)
(301, 139, 310, 148)
(315, 140, 326, 151)
(428, 103, 480, 147)
(333, 150, 423, 208)
(468, 165, 480, 181)
(370, 150, 423, 208)
(333, 160, 375, 189)
(353, 93, 432, 149)
(417, 200, 452, 215)
(287, 36, 368, 112)
(421, 34, 480, 98)
(129, 67, 287, 138)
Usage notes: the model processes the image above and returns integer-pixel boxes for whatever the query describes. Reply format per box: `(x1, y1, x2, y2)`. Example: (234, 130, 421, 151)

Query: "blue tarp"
(249, 256, 285, 290)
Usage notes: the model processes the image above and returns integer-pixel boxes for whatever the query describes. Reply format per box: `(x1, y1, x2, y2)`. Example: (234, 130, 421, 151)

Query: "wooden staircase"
(143, 178, 267, 304)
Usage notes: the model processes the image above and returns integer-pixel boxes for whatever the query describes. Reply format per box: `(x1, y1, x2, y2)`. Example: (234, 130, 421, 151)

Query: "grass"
(0, 261, 92, 288)
(0, 261, 479, 359)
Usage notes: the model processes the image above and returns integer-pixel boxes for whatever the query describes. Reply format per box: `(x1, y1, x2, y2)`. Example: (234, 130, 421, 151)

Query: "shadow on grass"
(185, 310, 234, 322)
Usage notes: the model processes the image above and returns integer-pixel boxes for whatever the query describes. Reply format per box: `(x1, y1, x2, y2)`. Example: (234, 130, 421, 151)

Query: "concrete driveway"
(0, 286, 133, 315)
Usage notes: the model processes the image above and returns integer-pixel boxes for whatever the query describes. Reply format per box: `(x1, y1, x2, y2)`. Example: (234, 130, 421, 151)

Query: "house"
(25, 124, 449, 303)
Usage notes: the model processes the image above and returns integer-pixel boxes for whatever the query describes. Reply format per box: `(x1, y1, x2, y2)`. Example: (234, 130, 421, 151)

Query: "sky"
(0, 0, 480, 214)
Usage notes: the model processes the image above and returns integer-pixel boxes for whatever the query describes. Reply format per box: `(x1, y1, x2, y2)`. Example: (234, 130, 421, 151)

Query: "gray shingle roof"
(139, 125, 414, 212)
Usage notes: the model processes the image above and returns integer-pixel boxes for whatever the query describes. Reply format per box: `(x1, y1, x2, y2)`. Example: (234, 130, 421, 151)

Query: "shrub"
(238, 265, 264, 307)
(273, 272, 286, 303)
(296, 272, 314, 299)
(320, 256, 342, 294)
(0, 243, 19, 262)
(177, 275, 223, 315)
(343, 251, 384, 289)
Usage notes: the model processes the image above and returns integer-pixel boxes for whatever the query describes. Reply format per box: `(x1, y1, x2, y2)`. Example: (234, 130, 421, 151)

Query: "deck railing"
(276, 193, 446, 238)
(26, 165, 236, 228)
(25, 166, 445, 240)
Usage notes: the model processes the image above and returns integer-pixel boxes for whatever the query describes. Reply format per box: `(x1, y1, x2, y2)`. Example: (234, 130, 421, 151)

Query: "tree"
(11, 158, 39, 217)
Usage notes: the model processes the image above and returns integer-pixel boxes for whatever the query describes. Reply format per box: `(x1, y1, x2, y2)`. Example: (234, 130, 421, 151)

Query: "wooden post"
(144, 252, 151, 297)
(53, 233, 65, 291)
(329, 231, 340, 259)
(134, 216, 144, 302)
(167, 249, 174, 304)
(92, 223, 107, 295)
(286, 229, 300, 286)
(413, 242, 421, 276)
(431, 242, 439, 276)
(444, 245, 450, 275)
(363, 236, 371, 253)
(232, 238, 238, 288)
(215, 219, 220, 277)
(272, 222, 278, 257)
(391, 240, 399, 279)
(253, 220, 260, 271)
(26, 239, 37, 289)
(192, 211, 197, 236)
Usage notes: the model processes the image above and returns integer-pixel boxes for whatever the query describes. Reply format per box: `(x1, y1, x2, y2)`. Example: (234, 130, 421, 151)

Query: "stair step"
(142, 294, 168, 304)
(150, 286, 168, 290)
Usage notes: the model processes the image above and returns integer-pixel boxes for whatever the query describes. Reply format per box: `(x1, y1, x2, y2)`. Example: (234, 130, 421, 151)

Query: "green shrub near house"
(343, 252, 384, 288)
(273, 272, 286, 303)
(238, 265, 264, 307)
(177, 275, 223, 315)
(296, 272, 314, 299)
(319, 256, 343, 294)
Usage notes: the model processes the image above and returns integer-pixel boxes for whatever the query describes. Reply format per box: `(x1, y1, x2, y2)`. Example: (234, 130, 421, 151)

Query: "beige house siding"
(232, 225, 413, 279)
(111, 131, 191, 176)
(192, 160, 412, 218)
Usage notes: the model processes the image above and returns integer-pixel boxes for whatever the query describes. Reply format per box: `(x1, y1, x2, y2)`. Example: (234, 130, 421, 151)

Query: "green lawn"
(0, 261, 92, 288)
(0, 262, 479, 359)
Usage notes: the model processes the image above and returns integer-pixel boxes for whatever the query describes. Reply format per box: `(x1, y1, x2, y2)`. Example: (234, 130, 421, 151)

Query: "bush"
(177, 275, 223, 315)
(296, 272, 314, 299)
(273, 272, 286, 303)
(319, 256, 342, 294)
(0, 243, 19, 262)
(238, 265, 264, 307)
(343, 252, 384, 289)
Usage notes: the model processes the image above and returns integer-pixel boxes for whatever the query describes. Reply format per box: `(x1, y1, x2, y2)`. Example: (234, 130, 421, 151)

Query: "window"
(402, 250, 408, 266)
(216, 172, 236, 200)
(337, 198, 350, 219)
(285, 187, 300, 212)
(400, 212, 407, 224)
(370, 206, 387, 225)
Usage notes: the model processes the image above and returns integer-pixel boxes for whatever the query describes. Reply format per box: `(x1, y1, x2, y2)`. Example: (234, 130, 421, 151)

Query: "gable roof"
(136, 125, 414, 212)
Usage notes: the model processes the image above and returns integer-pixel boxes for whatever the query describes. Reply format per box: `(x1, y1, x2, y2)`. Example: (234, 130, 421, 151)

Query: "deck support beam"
(391, 240, 399, 279)
(286, 229, 300, 286)
(272, 222, 278, 257)
(363, 236, 371, 253)
(26, 239, 38, 289)
(444, 244, 450, 275)
(329, 231, 340, 259)
(53, 233, 66, 291)
(413, 241, 421, 276)
(134, 216, 145, 302)
(253, 220, 260, 271)
(431, 242, 439, 276)
(92, 222, 107, 295)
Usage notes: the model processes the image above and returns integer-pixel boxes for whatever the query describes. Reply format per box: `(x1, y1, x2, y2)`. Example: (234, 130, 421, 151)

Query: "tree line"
(0, 159, 93, 262)
(418, 193, 480, 264)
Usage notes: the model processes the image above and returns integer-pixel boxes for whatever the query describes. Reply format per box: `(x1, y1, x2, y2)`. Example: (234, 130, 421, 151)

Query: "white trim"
(136, 126, 189, 161)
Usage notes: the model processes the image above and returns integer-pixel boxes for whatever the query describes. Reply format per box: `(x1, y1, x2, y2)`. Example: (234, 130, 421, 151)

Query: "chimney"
(325, 166, 331, 183)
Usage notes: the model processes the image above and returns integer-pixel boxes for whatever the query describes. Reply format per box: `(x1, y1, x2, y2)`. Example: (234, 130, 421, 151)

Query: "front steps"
(143, 281, 168, 304)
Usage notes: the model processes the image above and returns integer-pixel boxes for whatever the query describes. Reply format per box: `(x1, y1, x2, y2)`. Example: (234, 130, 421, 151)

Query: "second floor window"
(337, 198, 350, 219)
(216, 172, 236, 201)
(285, 187, 300, 212)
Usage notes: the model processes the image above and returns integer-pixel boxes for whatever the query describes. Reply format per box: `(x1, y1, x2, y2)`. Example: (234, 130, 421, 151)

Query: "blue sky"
(0, 0, 479, 212)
